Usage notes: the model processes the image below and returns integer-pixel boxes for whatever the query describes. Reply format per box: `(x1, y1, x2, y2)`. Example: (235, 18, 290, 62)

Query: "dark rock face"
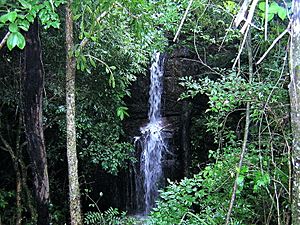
(121, 48, 208, 213)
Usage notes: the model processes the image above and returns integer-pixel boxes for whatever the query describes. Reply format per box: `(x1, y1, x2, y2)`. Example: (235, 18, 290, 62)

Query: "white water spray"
(139, 52, 166, 214)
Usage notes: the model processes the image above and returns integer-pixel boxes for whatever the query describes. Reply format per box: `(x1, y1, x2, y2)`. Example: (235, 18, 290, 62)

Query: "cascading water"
(135, 52, 167, 215)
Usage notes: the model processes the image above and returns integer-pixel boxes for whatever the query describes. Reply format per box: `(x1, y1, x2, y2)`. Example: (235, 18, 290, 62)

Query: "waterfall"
(136, 52, 166, 215)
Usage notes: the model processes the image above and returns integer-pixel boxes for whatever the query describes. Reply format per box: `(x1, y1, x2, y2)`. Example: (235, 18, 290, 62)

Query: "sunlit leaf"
(19, 0, 32, 9)
(7, 32, 25, 50)
(0, 11, 17, 23)
(277, 7, 287, 20)
(8, 23, 18, 32)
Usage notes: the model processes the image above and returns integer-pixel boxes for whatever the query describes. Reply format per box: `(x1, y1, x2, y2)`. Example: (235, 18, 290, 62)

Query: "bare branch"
(264, 0, 269, 40)
(0, 32, 10, 50)
(0, 132, 15, 160)
(240, 0, 259, 34)
(234, 0, 252, 28)
(256, 25, 290, 65)
(173, 0, 194, 42)
(232, 25, 250, 69)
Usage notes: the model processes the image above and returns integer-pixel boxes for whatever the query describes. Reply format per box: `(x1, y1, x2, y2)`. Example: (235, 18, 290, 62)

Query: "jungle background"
(0, 0, 296, 224)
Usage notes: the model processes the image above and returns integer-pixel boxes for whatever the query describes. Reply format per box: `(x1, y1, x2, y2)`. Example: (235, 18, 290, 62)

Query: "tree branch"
(0, 32, 10, 50)
(232, 25, 250, 69)
(173, 0, 194, 42)
(256, 24, 290, 65)
(240, 0, 259, 34)
(225, 30, 253, 225)
(0, 132, 15, 160)
(234, 0, 252, 28)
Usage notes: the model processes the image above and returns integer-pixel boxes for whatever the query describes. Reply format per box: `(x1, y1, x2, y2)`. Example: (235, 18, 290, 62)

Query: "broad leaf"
(268, 2, 279, 14)
(7, 32, 25, 50)
(0, 11, 17, 23)
(258, 2, 266, 11)
(277, 7, 287, 20)
(15, 32, 25, 49)
(8, 23, 18, 32)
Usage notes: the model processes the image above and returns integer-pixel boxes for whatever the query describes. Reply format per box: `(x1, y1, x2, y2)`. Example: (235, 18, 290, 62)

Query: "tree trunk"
(15, 110, 23, 225)
(23, 19, 50, 225)
(225, 30, 253, 225)
(289, 1, 300, 224)
(181, 100, 192, 177)
(66, 0, 82, 224)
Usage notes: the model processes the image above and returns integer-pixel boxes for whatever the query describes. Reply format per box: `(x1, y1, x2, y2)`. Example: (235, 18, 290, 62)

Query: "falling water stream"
(137, 52, 166, 215)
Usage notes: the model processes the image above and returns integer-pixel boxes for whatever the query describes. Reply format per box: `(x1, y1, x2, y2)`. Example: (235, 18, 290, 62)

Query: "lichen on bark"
(65, 0, 82, 224)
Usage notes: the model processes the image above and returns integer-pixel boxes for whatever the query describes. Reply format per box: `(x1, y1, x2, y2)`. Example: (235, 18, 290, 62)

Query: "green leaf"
(236, 175, 244, 187)
(73, 14, 81, 21)
(7, 32, 25, 50)
(268, 2, 279, 14)
(89, 57, 96, 68)
(26, 14, 34, 23)
(258, 2, 266, 11)
(16, 32, 25, 49)
(8, 23, 19, 32)
(18, 19, 30, 31)
(267, 13, 274, 21)
(277, 7, 287, 20)
(109, 73, 115, 88)
(7, 32, 19, 50)
(49, 21, 60, 28)
(6, 11, 18, 22)
(0, 11, 17, 23)
(19, 0, 32, 9)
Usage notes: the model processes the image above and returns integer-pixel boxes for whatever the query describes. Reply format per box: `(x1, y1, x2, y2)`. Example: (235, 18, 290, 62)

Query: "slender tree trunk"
(289, 1, 300, 224)
(66, 0, 82, 224)
(15, 135, 22, 225)
(181, 100, 192, 177)
(225, 30, 253, 225)
(23, 19, 50, 225)
(15, 110, 23, 225)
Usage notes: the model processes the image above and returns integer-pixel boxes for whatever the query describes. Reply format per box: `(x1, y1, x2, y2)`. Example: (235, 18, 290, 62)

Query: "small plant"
(84, 208, 136, 225)
(83, 189, 136, 225)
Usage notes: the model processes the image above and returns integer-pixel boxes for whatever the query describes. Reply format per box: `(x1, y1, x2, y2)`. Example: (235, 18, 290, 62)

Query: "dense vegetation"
(0, 0, 297, 224)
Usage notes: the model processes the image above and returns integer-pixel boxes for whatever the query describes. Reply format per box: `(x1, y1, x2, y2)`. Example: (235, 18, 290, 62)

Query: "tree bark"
(23, 19, 50, 225)
(66, 0, 83, 224)
(289, 1, 300, 224)
(181, 100, 192, 177)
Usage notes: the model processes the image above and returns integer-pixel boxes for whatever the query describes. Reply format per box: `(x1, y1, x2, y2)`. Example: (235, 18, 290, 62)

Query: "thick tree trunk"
(23, 19, 50, 225)
(66, 0, 82, 224)
(289, 1, 300, 224)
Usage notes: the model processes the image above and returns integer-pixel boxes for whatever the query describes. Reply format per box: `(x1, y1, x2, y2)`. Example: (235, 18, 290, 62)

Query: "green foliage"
(0, 189, 14, 209)
(0, 0, 64, 50)
(84, 208, 136, 225)
(258, 1, 290, 21)
(152, 7, 290, 221)
(0, 0, 292, 224)
(116, 106, 129, 121)
(0, 189, 17, 224)
(150, 142, 289, 224)
(7, 31, 25, 50)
